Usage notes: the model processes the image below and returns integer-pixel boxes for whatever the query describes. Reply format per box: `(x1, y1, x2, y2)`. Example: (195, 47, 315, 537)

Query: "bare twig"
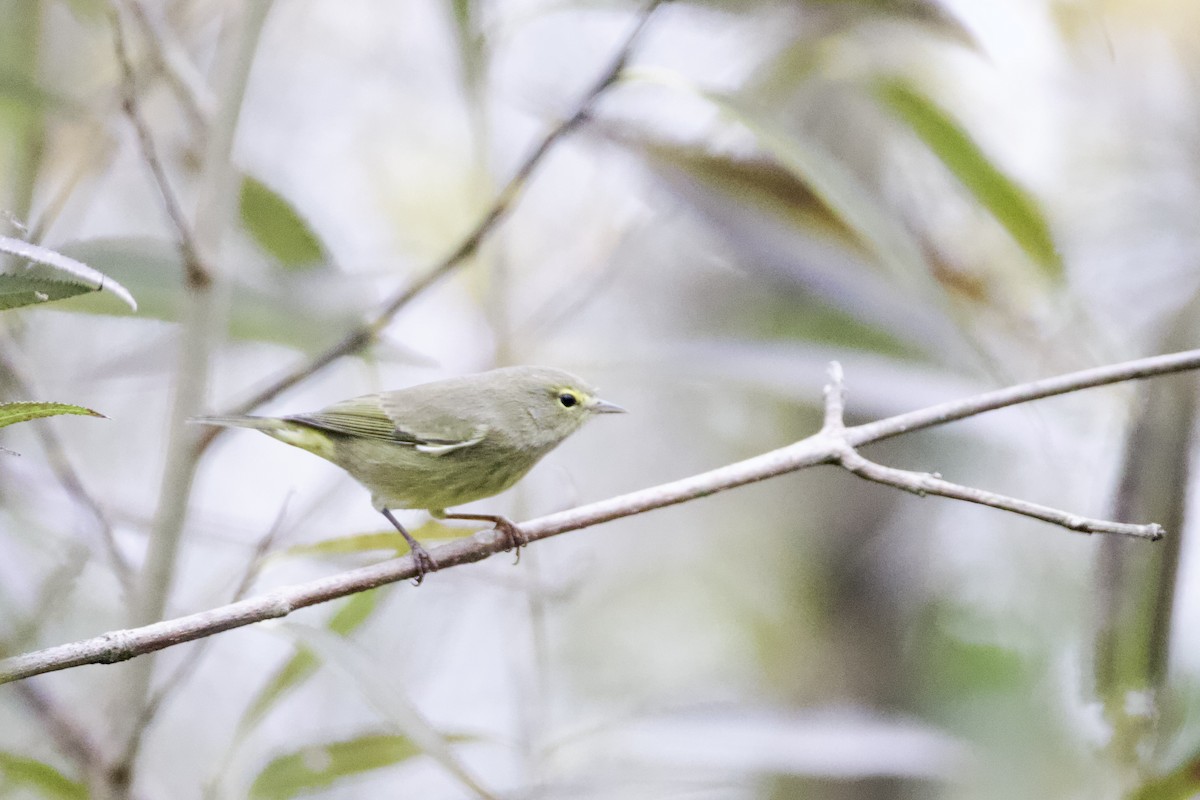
(833, 449, 1162, 539)
(3, 348, 1198, 684)
(127, 0, 212, 134)
(205, 0, 665, 430)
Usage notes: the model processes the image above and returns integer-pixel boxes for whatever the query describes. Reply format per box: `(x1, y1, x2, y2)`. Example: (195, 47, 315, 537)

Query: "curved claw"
(490, 518, 528, 563)
(408, 544, 438, 585)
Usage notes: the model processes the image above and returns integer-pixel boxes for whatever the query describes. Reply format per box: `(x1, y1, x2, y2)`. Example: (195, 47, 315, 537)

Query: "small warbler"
(193, 365, 625, 582)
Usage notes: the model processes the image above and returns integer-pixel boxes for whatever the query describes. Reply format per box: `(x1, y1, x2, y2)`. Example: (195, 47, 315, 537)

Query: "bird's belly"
(332, 437, 540, 511)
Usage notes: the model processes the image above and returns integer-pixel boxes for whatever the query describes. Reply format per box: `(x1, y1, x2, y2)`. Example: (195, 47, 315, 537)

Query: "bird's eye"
(558, 392, 579, 408)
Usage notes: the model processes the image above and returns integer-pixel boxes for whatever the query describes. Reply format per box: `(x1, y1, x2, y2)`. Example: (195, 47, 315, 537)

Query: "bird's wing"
(288, 394, 487, 454)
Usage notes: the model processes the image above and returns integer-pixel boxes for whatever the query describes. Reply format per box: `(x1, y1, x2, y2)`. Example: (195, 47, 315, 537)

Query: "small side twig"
(835, 449, 1163, 539)
(821, 361, 1164, 541)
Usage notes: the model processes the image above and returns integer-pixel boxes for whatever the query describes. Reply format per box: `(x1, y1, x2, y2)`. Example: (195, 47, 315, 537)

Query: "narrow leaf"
(874, 78, 1062, 278)
(0, 751, 86, 799)
(237, 588, 385, 736)
(275, 522, 471, 561)
(277, 623, 495, 798)
(0, 402, 104, 429)
(0, 234, 137, 309)
(239, 176, 326, 270)
(249, 733, 423, 800)
(55, 238, 362, 353)
(0, 274, 96, 310)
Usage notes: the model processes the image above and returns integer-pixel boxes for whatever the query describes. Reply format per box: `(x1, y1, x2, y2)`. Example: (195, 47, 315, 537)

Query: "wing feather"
(287, 393, 488, 453)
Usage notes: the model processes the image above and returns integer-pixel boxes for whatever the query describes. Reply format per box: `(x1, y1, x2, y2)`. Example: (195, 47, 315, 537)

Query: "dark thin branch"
(109, 2, 210, 289)
(204, 0, 665, 433)
(3, 347, 1197, 684)
(16, 683, 108, 784)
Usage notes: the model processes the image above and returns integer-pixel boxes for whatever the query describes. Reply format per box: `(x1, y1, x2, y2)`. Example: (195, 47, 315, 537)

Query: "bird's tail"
(189, 414, 285, 432)
(190, 414, 336, 459)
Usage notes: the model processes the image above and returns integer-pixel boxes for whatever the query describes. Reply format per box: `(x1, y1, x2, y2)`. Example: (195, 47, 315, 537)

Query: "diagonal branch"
(3, 348, 1198, 684)
(205, 0, 665, 431)
(109, 2, 210, 289)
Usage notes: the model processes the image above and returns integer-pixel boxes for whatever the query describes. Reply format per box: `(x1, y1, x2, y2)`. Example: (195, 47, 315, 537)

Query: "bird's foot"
(381, 508, 438, 585)
(491, 517, 528, 564)
(407, 541, 438, 585)
(439, 512, 528, 564)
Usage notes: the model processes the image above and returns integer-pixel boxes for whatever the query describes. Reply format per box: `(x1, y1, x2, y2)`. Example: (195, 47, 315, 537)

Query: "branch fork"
(819, 361, 1164, 541)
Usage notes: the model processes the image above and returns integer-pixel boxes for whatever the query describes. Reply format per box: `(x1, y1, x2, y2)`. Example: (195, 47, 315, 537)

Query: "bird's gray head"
(484, 365, 626, 442)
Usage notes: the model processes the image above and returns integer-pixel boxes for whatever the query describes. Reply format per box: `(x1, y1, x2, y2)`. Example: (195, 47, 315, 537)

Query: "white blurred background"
(2, 0, 1200, 798)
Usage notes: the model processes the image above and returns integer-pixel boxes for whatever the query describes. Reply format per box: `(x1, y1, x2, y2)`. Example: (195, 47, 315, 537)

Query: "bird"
(192, 365, 625, 582)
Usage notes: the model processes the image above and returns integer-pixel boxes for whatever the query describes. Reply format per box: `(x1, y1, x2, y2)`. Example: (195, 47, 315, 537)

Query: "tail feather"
(190, 414, 336, 459)
(189, 414, 283, 431)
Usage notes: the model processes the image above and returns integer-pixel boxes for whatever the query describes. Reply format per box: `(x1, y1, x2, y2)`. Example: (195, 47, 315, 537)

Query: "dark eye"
(558, 392, 578, 408)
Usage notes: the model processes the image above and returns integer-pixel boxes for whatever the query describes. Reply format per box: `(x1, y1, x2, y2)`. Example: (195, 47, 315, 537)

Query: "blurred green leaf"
(625, 136, 868, 253)
(695, 91, 940, 298)
(0, 235, 137, 309)
(275, 521, 472, 561)
(277, 623, 494, 798)
(874, 78, 1062, 278)
(450, 0, 485, 101)
(249, 733, 424, 800)
(238, 588, 385, 736)
(673, 0, 974, 45)
(817, 0, 974, 42)
(0, 274, 96, 310)
(239, 176, 326, 270)
(919, 604, 1030, 699)
(0, 72, 71, 118)
(0, 751, 86, 799)
(54, 238, 361, 353)
(0, 401, 104, 428)
(1131, 753, 1200, 800)
(613, 124, 955, 355)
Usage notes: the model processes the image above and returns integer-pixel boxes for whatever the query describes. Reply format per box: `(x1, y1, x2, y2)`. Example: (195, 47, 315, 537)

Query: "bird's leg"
(438, 512, 528, 562)
(380, 508, 437, 585)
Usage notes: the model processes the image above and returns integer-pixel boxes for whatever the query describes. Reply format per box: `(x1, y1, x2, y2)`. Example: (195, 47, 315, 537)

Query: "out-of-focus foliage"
(248, 732, 427, 800)
(0, 751, 86, 800)
(874, 77, 1062, 278)
(239, 176, 327, 271)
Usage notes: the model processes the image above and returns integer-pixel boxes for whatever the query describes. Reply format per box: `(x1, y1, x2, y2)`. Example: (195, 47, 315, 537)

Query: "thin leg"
(439, 512, 528, 562)
(381, 508, 437, 585)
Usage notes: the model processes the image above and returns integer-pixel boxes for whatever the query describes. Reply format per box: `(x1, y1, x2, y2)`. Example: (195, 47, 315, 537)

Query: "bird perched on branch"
(193, 366, 625, 582)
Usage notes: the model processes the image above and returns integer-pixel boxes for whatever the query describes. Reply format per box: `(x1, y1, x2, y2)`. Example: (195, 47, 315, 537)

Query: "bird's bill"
(588, 398, 627, 414)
